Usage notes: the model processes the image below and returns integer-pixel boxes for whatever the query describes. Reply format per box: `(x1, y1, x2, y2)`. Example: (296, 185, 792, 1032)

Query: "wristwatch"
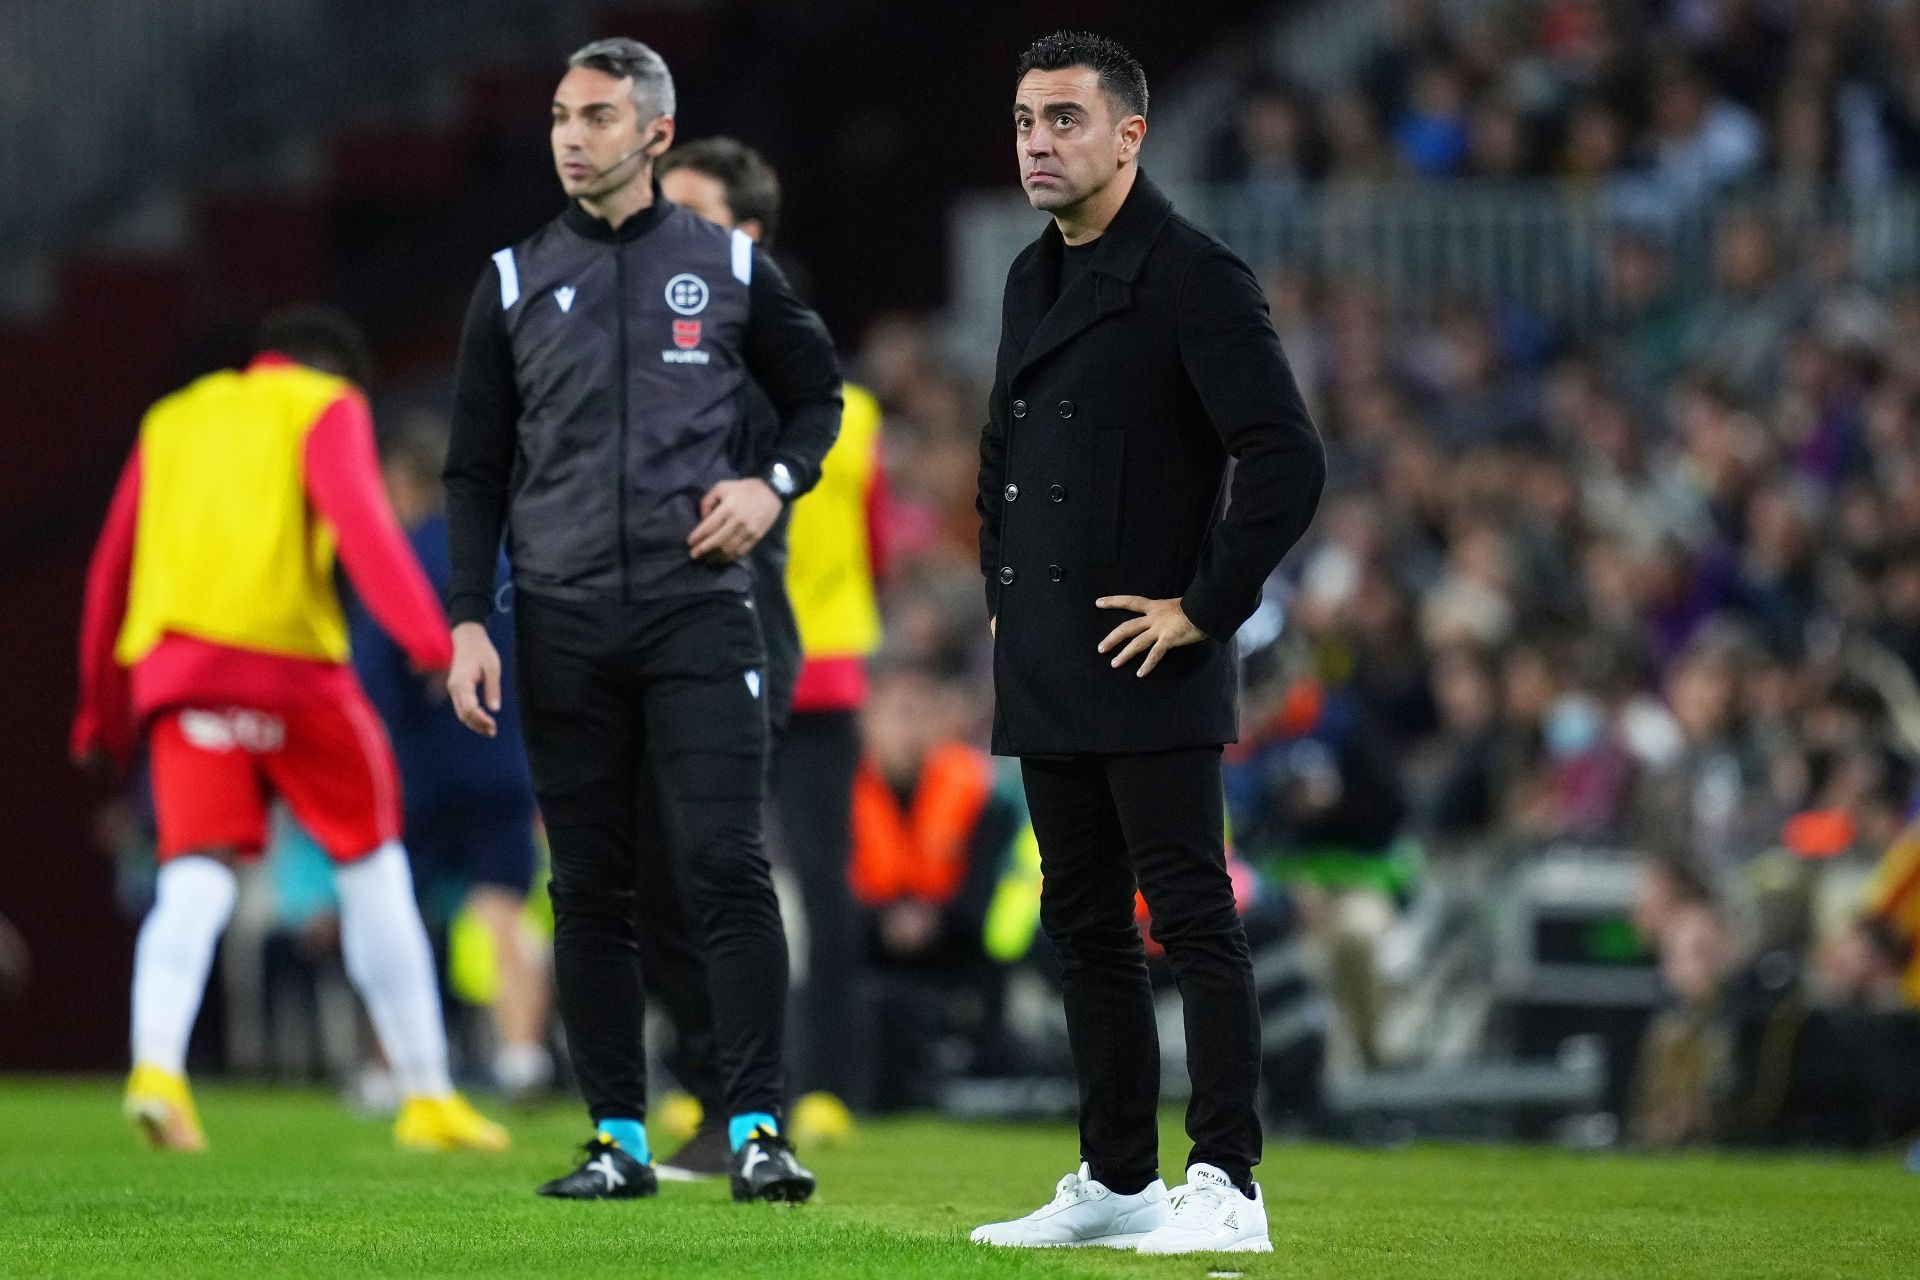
(763, 461, 797, 500)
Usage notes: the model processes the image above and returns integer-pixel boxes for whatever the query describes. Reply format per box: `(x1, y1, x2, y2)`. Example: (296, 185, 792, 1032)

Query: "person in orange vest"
(72, 309, 506, 1154)
(852, 661, 1020, 1110)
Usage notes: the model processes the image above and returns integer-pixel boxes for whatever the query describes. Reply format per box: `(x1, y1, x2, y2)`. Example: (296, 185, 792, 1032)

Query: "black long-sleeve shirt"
(444, 196, 842, 624)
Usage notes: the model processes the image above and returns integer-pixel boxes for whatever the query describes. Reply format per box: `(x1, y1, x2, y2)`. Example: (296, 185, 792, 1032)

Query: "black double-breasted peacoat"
(978, 170, 1325, 756)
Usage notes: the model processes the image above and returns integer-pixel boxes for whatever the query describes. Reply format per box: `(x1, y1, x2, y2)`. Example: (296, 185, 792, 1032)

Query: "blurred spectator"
(0, 912, 28, 1006)
(1204, 78, 1320, 193)
(349, 421, 549, 1099)
(1394, 64, 1473, 177)
(1632, 644, 1776, 874)
(850, 663, 1019, 1111)
(1628, 857, 1738, 1148)
(1421, 645, 1506, 841)
(1680, 211, 1806, 404)
(1227, 670, 1411, 1068)
(1467, 97, 1533, 179)
(1320, 90, 1399, 183)
(1598, 235, 1689, 401)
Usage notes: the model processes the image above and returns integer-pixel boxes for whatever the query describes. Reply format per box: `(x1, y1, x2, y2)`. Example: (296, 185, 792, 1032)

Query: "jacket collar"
(1008, 167, 1173, 376)
(562, 179, 673, 242)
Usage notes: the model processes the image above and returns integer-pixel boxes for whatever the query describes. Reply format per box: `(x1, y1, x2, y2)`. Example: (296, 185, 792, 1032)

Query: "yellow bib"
(117, 363, 353, 667)
(786, 382, 884, 660)
(1866, 834, 1920, 1006)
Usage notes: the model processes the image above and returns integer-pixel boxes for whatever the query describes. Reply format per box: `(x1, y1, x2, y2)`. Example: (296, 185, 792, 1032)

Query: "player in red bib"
(72, 309, 508, 1153)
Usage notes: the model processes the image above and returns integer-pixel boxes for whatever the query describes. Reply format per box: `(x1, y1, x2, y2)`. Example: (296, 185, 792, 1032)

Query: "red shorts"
(148, 695, 401, 862)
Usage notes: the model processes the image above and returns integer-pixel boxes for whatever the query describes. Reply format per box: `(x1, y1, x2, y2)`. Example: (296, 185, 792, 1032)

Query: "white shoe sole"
(1137, 1235, 1274, 1255)
(971, 1231, 1153, 1249)
(654, 1165, 719, 1183)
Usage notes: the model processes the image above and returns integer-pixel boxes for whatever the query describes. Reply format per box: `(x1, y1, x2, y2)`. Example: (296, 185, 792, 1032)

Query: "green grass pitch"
(0, 1079, 1914, 1278)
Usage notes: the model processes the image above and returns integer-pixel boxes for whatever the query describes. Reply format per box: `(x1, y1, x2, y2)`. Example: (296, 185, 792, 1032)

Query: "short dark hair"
(567, 37, 676, 119)
(658, 137, 782, 245)
(256, 307, 372, 386)
(1015, 30, 1148, 119)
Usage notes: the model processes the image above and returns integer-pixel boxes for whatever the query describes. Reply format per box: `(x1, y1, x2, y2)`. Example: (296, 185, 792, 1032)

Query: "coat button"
(1057, 400, 1075, 418)
(1004, 483, 1019, 502)
(1012, 399, 1028, 418)
(999, 566, 1015, 585)
(1048, 564, 1064, 582)
(1049, 484, 1066, 502)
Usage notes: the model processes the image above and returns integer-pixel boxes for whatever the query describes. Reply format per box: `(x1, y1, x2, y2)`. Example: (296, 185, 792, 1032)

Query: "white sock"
(131, 856, 238, 1075)
(333, 841, 454, 1099)
(494, 1042, 553, 1093)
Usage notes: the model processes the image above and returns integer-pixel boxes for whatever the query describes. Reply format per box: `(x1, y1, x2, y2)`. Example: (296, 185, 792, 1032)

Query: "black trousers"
(515, 589, 788, 1124)
(633, 767, 725, 1119)
(1021, 748, 1261, 1193)
(629, 707, 865, 1113)
(773, 709, 865, 1101)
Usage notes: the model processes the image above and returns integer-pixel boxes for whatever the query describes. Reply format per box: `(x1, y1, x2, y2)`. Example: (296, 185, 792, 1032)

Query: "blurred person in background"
(1226, 665, 1410, 1070)
(1633, 642, 1778, 875)
(351, 424, 550, 1102)
(1643, 57, 1765, 210)
(71, 308, 507, 1154)
(0, 912, 27, 1009)
(1681, 211, 1806, 407)
(1628, 857, 1738, 1149)
(655, 136, 888, 1167)
(849, 661, 1020, 1112)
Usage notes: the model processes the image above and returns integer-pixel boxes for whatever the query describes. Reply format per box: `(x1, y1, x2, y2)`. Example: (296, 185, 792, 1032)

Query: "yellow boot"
(124, 1063, 206, 1152)
(393, 1093, 511, 1152)
(790, 1091, 856, 1150)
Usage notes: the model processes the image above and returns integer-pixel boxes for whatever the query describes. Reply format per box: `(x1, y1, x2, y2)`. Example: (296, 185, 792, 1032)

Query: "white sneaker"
(1135, 1163, 1272, 1254)
(970, 1162, 1170, 1248)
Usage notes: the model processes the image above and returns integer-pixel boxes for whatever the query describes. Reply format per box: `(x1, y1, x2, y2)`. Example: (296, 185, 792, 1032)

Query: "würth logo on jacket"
(662, 318, 709, 364)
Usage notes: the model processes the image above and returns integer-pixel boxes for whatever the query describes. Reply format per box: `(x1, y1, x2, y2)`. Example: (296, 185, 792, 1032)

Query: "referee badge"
(664, 272, 710, 315)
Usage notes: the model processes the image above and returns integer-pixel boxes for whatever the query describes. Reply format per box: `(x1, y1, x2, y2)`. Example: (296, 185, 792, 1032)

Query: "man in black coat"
(970, 32, 1325, 1256)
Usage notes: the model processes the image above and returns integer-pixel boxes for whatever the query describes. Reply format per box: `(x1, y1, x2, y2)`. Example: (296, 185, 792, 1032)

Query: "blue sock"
(595, 1117, 651, 1164)
(728, 1111, 779, 1152)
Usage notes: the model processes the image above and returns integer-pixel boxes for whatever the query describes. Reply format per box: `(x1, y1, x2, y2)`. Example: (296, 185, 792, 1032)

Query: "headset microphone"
(592, 130, 663, 180)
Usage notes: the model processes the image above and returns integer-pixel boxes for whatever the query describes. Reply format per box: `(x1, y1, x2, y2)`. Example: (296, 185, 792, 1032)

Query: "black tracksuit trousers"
(773, 708, 866, 1102)
(515, 588, 788, 1125)
(1020, 748, 1261, 1194)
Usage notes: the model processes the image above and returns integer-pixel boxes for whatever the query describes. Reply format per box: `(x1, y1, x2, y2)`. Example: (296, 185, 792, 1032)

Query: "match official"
(443, 38, 841, 1204)
(970, 33, 1325, 1255)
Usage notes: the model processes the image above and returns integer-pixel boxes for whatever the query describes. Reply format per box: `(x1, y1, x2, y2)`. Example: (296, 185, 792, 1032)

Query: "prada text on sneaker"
(1134, 1163, 1272, 1255)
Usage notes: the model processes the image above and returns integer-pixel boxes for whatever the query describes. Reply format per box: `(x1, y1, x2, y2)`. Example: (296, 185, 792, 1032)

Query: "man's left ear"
(647, 115, 677, 156)
(1120, 115, 1148, 163)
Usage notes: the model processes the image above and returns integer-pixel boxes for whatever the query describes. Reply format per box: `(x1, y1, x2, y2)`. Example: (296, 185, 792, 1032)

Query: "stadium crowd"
(1205, 0, 1920, 206)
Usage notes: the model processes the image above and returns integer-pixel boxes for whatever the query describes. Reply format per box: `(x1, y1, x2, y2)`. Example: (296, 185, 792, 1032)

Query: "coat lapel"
(1009, 169, 1176, 380)
(1015, 271, 1130, 378)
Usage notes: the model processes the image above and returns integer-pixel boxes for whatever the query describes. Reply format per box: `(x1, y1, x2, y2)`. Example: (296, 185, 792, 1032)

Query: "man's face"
(660, 168, 735, 230)
(1013, 67, 1136, 212)
(550, 65, 666, 199)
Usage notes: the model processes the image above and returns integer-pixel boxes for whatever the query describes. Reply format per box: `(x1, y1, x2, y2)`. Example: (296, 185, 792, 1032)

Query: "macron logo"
(554, 286, 576, 313)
